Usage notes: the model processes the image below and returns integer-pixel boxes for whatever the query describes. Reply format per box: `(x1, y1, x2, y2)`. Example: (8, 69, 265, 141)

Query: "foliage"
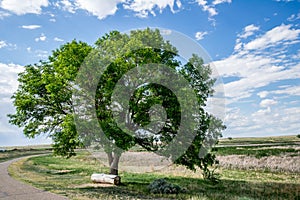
(8, 40, 92, 157)
(297, 134, 300, 138)
(148, 178, 185, 194)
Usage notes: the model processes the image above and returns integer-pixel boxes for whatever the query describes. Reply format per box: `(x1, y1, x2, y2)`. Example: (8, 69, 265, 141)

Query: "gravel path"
(0, 157, 68, 200)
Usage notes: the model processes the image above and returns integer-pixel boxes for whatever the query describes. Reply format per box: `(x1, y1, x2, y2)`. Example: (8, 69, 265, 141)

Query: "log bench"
(91, 173, 121, 185)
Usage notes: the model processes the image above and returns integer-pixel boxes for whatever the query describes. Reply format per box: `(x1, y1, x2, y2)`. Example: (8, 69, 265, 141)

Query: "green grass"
(213, 146, 299, 158)
(9, 151, 300, 200)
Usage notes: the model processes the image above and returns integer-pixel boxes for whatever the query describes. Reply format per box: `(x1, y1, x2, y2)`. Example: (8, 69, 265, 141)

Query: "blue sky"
(0, 0, 299, 146)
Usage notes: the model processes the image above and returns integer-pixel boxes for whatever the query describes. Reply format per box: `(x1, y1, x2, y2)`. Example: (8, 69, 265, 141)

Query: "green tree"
(9, 28, 225, 176)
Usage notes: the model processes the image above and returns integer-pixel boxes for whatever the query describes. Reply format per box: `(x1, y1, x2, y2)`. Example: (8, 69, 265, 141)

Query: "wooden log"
(91, 173, 121, 185)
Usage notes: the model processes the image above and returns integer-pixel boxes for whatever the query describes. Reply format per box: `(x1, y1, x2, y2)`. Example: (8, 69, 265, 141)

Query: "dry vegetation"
(7, 135, 300, 199)
(217, 154, 300, 173)
(216, 135, 300, 173)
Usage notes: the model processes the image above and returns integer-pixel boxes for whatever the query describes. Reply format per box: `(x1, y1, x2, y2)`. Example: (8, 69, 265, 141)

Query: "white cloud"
(54, 37, 64, 42)
(275, 0, 294, 2)
(244, 24, 300, 50)
(55, 0, 76, 13)
(0, 40, 7, 48)
(257, 91, 269, 98)
(213, 24, 300, 103)
(272, 85, 300, 96)
(195, 31, 208, 40)
(0, 63, 24, 98)
(123, 0, 180, 18)
(212, 0, 231, 5)
(21, 25, 41, 30)
(0, 40, 16, 50)
(35, 33, 47, 42)
(75, 0, 124, 20)
(287, 13, 300, 21)
(34, 50, 48, 58)
(224, 100, 300, 137)
(215, 55, 300, 103)
(239, 24, 260, 39)
(55, 0, 182, 19)
(260, 99, 277, 107)
(195, 0, 217, 17)
(196, 0, 231, 18)
(252, 106, 271, 117)
(196, 0, 207, 6)
(0, 0, 48, 15)
(176, 0, 182, 8)
(0, 10, 10, 19)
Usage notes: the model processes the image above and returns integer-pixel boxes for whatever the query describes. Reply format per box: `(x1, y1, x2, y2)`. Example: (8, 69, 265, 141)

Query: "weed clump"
(148, 178, 185, 194)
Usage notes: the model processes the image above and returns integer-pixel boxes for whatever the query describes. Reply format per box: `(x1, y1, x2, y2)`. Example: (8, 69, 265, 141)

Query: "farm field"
(8, 135, 300, 200)
(0, 145, 52, 163)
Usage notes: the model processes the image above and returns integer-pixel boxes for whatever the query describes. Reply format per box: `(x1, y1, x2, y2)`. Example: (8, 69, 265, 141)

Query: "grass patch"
(9, 151, 300, 200)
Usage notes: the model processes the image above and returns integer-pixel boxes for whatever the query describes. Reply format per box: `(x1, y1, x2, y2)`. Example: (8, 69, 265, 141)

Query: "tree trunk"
(107, 152, 121, 175)
(107, 151, 113, 166)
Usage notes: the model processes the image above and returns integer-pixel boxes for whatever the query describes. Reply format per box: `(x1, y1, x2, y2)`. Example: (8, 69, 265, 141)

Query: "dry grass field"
(7, 135, 300, 199)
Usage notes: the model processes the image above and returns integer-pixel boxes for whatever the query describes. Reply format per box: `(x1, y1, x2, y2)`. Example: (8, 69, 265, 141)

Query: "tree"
(9, 28, 225, 176)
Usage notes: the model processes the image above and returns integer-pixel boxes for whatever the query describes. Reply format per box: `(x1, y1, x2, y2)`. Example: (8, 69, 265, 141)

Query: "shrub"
(148, 178, 185, 194)
(297, 134, 300, 139)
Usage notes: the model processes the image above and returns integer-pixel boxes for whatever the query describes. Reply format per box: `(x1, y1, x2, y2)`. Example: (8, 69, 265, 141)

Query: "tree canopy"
(9, 28, 225, 176)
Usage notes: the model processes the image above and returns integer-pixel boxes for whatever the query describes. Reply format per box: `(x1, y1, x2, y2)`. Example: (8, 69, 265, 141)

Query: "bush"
(148, 178, 185, 194)
(297, 134, 300, 139)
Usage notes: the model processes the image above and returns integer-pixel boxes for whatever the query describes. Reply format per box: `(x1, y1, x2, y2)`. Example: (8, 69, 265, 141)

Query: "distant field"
(219, 135, 299, 145)
(7, 135, 300, 200)
(0, 145, 52, 163)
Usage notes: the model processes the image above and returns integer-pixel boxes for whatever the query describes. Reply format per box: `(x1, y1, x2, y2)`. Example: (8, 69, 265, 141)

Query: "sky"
(0, 0, 299, 146)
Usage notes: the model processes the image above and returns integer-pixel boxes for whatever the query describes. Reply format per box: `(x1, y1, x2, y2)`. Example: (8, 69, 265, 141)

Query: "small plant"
(297, 134, 300, 139)
(202, 166, 221, 184)
(148, 178, 185, 194)
(201, 154, 221, 184)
